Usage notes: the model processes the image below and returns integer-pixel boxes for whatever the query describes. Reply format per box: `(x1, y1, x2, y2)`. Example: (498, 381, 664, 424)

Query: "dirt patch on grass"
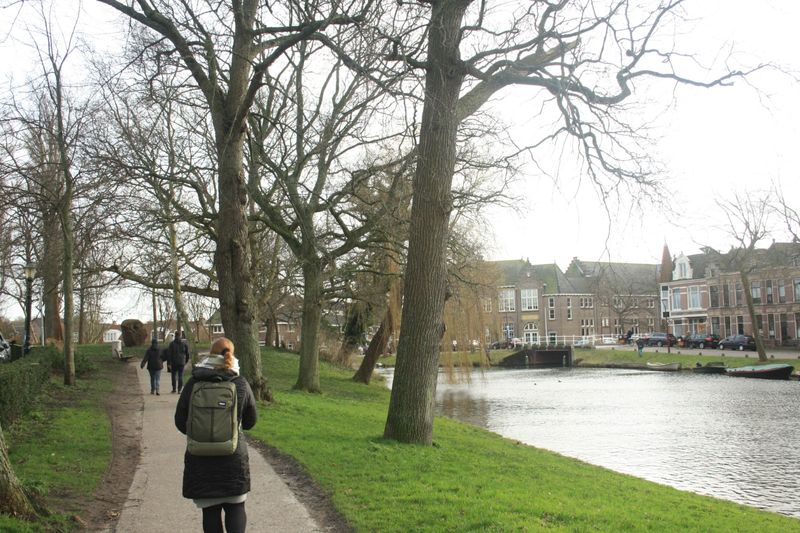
(85, 357, 142, 531)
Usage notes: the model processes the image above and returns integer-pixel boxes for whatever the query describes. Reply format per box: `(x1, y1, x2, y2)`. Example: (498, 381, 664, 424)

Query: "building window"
(709, 286, 719, 308)
(580, 297, 594, 308)
(768, 314, 776, 339)
(751, 281, 762, 305)
(794, 280, 800, 302)
(678, 261, 688, 279)
(724, 316, 731, 337)
(523, 322, 538, 344)
(503, 320, 514, 339)
(287, 323, 296, 332)
(766, 280, 774, 304)
(734, 283, 742, 306)
(548, 309, 555, 320)
(671, 289, 682, 310)
(580, 319, 594, 336)
(688, 286, 701, 309)
(780, 314, 788, 342)
(737, 315, 745, 335)
(567, 308, 573, 320)
(795, 313, 800, 339)
(648, 318, 655, 330)
(548, 331, 557, 344)
(548, 297, 555, 309)
(779, 280, 786, 304)
(212, 325, 223, 334)
(520, 289, 538, 311)
(755, 315, 764, 335)
(601, 317, 609, 327)
(647, 298, 655, 308)
(482, 298, 492, 313)
(711, 316, 720, 336)
(498, 289, 515, 312)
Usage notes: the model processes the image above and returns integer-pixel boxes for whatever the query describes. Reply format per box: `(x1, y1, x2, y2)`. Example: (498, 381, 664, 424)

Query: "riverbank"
(5, 347, 800, 531)
(253, 350, 799, 531)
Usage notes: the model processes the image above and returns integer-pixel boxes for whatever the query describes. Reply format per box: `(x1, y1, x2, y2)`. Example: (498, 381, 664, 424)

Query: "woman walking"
(140, 337, 164, 395)
(174, 337, 258, 533)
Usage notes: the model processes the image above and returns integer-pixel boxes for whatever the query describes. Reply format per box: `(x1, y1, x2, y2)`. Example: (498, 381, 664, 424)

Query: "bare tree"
(383, 0, 760, 444)
(715, 193, 773, 361)
(96, 0, 376, 400)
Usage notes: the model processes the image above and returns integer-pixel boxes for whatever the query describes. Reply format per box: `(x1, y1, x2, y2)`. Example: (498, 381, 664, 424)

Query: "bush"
(0, 355, 50, 427)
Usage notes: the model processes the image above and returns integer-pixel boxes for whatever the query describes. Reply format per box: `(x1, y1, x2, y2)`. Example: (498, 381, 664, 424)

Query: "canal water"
(382, 367, 800, 517)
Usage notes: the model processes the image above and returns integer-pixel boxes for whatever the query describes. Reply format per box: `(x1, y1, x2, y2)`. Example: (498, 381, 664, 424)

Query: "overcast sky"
(2, 1, 798, 321)
(484, 1, 800, 269)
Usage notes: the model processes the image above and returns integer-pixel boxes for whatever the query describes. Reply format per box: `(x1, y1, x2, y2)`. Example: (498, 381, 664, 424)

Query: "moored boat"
(646, 361, 682, 371)
(726, 363, 794, 380)
(692, 361, 727, 374)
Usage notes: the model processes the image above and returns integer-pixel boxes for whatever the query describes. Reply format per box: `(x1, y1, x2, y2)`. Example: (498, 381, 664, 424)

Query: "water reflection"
(382, 367, 800, 517)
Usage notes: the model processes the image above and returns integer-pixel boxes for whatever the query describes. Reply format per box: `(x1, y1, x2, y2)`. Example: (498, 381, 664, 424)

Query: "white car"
(573, 338, 594, 348)
(601, 337, 617, 345)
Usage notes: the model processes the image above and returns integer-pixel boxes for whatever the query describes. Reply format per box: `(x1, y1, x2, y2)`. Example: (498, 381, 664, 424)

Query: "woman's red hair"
(210, 337, 235, 370)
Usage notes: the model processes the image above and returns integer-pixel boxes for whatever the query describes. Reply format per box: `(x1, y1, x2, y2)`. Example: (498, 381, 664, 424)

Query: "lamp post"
(23, 262, 36, 355)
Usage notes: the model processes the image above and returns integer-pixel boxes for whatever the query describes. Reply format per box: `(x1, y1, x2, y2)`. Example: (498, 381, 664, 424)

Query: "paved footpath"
(110, 367, 323, 533)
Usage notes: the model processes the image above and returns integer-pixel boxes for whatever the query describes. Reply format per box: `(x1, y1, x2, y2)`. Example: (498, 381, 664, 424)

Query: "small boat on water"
(726, 363, 794, 380)
(692, 361, 727, 374)
(646, 361, 682, 371)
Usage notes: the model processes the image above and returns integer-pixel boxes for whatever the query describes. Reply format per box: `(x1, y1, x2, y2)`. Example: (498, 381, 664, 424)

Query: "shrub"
(0, 356, 50, 427)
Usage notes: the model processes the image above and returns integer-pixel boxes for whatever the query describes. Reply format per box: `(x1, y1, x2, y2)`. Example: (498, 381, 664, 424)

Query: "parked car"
(0, 333, 9, 361)
(685, 333, 720, 349)
(573, 337, 594, 348)
(718, 334, 757, 351)
(644, 332, 677, 347)
(600, 336, 617, 345)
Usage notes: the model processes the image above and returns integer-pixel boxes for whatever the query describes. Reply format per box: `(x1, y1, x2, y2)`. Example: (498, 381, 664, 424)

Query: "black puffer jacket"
(140, 343, 164, 371)
(174, 366, 258, 499)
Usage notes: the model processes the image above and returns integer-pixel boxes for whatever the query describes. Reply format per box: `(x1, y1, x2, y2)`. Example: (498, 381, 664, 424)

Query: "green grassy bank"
(3, 345, 799, 531)
(251, 349, 800, 532)
(2, 345, 113, 533)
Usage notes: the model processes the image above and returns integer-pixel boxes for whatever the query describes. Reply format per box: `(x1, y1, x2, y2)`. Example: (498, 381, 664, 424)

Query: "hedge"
(0, 346, 59, 428)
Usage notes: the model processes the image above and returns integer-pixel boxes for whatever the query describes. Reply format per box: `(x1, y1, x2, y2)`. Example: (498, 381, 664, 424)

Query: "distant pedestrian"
(140, 338, 165, 395)
(636, 337, 644, 357)
(174, 337, 258, 533)
(167, 331, 190, 393)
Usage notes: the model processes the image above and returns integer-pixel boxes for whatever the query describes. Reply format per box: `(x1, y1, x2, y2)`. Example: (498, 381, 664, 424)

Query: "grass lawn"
(2, 345, 113, 532)
(573, 346, 800, 371)
(249, 348, 800, 532)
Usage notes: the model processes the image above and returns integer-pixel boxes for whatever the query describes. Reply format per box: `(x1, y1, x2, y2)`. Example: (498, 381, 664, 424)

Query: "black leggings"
(201, 502, 247, 533)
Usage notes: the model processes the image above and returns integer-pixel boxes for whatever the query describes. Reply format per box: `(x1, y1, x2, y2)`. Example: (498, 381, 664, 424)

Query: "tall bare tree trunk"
(294, 261, 322, 392)
(740, 270, 768, 361)
(383, 0, 469, 444)
(52, 64, 76, 386)
(353, 305, 393, 385)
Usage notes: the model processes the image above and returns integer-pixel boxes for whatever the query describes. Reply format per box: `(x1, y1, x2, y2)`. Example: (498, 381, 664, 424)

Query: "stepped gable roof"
(566, 258, 659, 294)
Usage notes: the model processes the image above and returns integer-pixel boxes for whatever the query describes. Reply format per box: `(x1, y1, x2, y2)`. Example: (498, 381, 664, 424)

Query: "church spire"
(659, 242, 672, 283)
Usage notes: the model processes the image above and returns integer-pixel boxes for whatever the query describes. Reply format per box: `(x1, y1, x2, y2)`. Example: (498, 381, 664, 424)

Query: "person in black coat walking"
(174, 337, 257, 533)
(140, 337, 164, 395)
(167, 332, 190, 393)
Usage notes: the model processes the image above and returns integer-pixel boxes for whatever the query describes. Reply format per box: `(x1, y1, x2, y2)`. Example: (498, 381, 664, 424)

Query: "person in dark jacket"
(174, 337, 257, 533)
(140, 337, 164, 395)
(167, 332, 190, 393)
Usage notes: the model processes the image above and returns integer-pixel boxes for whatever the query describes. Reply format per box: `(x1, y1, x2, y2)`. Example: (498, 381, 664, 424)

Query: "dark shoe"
(150, 390, 154, 395)
(171, 389, 176, 393)
(156, 391, 160, 395)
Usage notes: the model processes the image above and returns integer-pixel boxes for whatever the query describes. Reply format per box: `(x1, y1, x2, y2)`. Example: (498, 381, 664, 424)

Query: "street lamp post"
(23, 263, 36, 355)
